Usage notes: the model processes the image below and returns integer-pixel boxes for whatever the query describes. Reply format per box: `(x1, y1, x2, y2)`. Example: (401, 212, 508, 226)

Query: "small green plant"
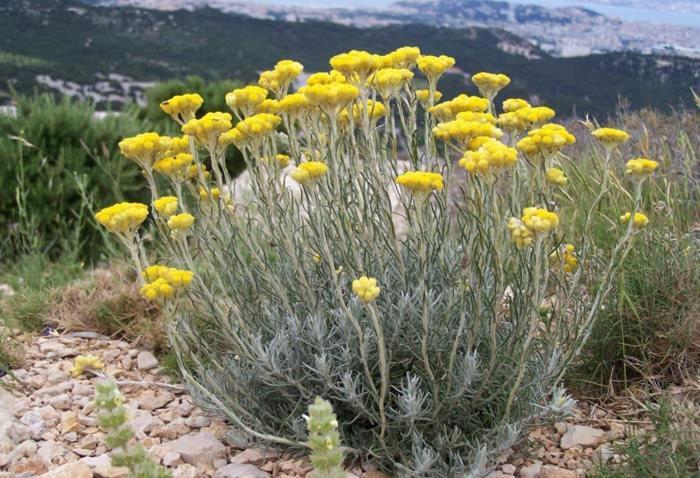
(594, 399, 700, 478)
(95, 378, 172, 478)
(307, 397, 345, 478)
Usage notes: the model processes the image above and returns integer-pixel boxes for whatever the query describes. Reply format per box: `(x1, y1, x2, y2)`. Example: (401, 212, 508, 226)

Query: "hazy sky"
(242, 0, 700, 27)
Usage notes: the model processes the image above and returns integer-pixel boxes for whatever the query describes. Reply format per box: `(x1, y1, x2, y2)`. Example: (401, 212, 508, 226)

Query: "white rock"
(130, 409, 163, 437)
(172, 463, 199, 478)
(214, 463, 270, 478)
(7, 423, 31, 443)
(162, 451, 184, 467)
(161, 431, 226, 467)
(229, 447, 279, 466)
(519, 461, 542, 478)
(37, 462, 93, 478)
(136, 351, 159, 371)
(501, 464, 516, 474)
(137, 390, 174, 411)
(592, 443, 614, 465)
(560, 425, 606, 449)
(0, 283, 15, 296)
(539, 465, 577, 478)
(80, 453, 129, 478)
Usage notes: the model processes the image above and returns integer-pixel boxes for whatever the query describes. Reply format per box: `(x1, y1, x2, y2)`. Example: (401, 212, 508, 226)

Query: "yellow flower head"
(185, 163, 209, 182)
(517, 123, 576, 159)
(417, 55, 455, 83)
(395, 171, 444, 196)
(119, 132, 169, 169)
(198, 186, 221, 201)
(291, 161, 329, 185)
(153, 196, 178, 218)
(429, 95, 489, 122)
(352, 276, 381, 303)
(300, 83, 360, 118)
(256, 98, 281, 114)
(339, 100, 386, 126)
(70, 355, 104, 377)
(625, 157, 658, 179)
(367, 68, 414, 99)
(167, 213, 195, 231)
(472, 72, 511, 98)
(549, 244, 578, 273)
(181, 112, 233, 151)
(277, 93, 314, 118)
(416, 89, 442, 107)
(274, 154, 290, 168)
(153, 153, 194, 181)
(500, 106, 556, 132)
(521, 207, 560, 235)
(507, 217, 534, 248)
(502, 98, 531, 113)
(259, 59, 304, 96)
(222, 113, 281, 149)
(306, 70, 347, 86)
(433, 118, 503, 148)
(225, 85, 269, 116)
(459, 138, 517, 175)
(620, 212, 649, 229)
(95, 202, 149, 235)
(592, 127, 630, 149)
(546, 167, 568, 187)
(330, 50, 382, 86)
(160, 93, 204, 123)
(381, 46, 421, 69)
(141, 266, 194, 300)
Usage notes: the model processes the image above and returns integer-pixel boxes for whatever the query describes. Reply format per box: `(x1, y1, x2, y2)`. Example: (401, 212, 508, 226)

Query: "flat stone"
(7, 423, 31, 444)
(519, 461, 542, 478)
(540, 465, 577, 478)
(560, 425, 606, 450)
(173, 464, 199, 478)
(162, 452, 183, 467)
(130, 409, 162, 437)
(37, 462, 93, 478)
(136, 351, 159, 371)
(14, 457, 48, 475)
(80, 454, 129, 478)
(214, 464, 270, 478)
(161, 431, 226, 467)
(229, 448, 279, 466)
(592, 444, 614, 465)
(501, 464, 516, 474)
(137, 391, 174, 411)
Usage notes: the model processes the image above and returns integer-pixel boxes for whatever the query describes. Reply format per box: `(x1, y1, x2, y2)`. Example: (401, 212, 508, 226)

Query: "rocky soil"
(1, 333, 630, 478)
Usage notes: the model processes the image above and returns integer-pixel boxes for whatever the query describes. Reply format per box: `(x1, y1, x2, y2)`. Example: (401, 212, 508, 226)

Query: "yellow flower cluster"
(259, 59, 304, 96)
(167, 213, 195, 231)
(415, 89, 442, 107)
(220, 113, 281, 149)
(546, 167, 568, 187)
(95, 202, 149, 234)
(71, 355, 104, 377)
(502, 98, 531, 113)
(119, 132, 169, 169)
(549, 244, 578, 273)
(592, 127, 630, 149)
(182, 112, 233, 151)
(277, 93, 313, 118)
(330, 50, 382, 86)
(198, 186, 221, 201)
(517, 124, 576, 159)
(368, 68, 414, 99)
(499, 106, 556, 132)
(153, 153, 194, 180)
(352, 276, 381, 303)
(417, 55, 455, 82)
(620, 212, 649, 229)
(472, 72, 511, 98)
(225, 85, 268, 116)
(458, 138, 517, 175)
(300, 83, 360, 118)
(291, 161, 329, 185)
(506, 218, 533, 248)
(521, 207, 560, 235)
(162, 135, 191, 156)
(160, 93, 203, 123)
(153, 196, 178, 218)
(428, 94, 489, 122)
(381, 46, 421, 69)
(307, 70, 347, 86)
(339, 100, 386, 126)
(140, 265, 193, 300)
(433, 118, 503, 147)
(395, 171, 444, 195)
(625, 157, 658, 179)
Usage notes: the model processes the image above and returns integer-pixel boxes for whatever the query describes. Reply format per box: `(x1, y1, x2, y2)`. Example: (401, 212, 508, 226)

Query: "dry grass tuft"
(45, 266, 165, 350)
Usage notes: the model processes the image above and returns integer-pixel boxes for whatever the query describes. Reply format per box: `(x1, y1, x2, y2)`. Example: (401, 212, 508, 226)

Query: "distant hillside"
(1, 0, 699, 116)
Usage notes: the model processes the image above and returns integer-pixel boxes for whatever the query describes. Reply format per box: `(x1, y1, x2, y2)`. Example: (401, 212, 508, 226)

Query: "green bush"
(0, 94, 150, 260)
